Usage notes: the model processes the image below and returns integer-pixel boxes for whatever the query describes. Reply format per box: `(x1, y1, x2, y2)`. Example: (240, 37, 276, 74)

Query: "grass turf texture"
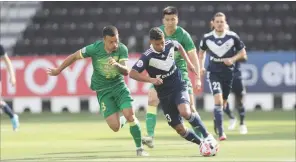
(1, 110, 295, 162)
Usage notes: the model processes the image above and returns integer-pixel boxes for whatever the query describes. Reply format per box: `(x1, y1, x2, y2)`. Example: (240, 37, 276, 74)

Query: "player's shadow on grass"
(2, 153, 203, 161)
(89, 131, 294, 141)
(41, 146, 195, 156)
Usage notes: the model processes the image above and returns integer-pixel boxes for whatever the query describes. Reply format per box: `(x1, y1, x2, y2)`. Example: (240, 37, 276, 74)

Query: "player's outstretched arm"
(130, 70, 163, 85)
(3, 54, 16, 86)
(176, 43, 198, 75)
(187, 49, 201, 78)
(198, 50, 206, 76)
(47, 50, 82, 76)
(109, 58, 129, 76)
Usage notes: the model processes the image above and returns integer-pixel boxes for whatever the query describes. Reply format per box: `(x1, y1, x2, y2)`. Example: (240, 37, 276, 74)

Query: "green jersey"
(80, 41, 128, 91)
(159, 25, 196, 72)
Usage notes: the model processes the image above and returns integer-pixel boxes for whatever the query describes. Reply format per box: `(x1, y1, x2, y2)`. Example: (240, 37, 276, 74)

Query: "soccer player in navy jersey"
(210, 23, 248, 134)
(0, 44, 19, 131)
(130, 27, 216, 149)
(198, 12, 247, 141)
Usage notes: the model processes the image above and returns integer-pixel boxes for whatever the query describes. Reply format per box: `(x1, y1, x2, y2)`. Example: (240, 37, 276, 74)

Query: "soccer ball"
(199, 139, 219, 157)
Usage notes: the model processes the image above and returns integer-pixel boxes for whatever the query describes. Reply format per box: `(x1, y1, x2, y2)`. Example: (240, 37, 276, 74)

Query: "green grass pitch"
(1, 110, 295, 161)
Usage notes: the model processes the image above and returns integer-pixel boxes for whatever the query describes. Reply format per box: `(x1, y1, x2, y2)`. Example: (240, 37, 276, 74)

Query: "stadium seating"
(8, 2, 296, 55)
(0, 1, 41, 54)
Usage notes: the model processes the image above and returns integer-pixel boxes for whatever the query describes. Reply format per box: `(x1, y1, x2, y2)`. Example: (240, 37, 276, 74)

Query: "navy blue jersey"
(132, 40, 187, 98)
(0, 44, 6, 57)
(200, 30, 245, 73)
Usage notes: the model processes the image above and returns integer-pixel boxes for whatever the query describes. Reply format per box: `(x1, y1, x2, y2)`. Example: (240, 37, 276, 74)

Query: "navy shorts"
(232, 75, 246, 96)
(207, 72, 233, 100)
(159, 89, 190, 127)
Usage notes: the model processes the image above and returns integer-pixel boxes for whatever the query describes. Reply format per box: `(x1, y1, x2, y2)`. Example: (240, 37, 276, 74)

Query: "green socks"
(146, 105, 157, 137)
(129, 120, 142, 148)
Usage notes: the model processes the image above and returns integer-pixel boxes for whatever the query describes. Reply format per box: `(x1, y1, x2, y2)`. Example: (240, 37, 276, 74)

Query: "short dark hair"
(163, 6, 178, 17)
(102, 25, 118, 37)
(149, 27, 164, 40)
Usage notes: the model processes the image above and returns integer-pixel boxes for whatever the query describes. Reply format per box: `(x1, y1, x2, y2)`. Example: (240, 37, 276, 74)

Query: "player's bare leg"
(105, 112, 121, 132)
(122, 108, 149, 156)
(178, 103, 214, 142)
(141, 88, 159, 148)
(213, 94, 227, 141)
(235, 94, 247, 134)
(0, 82, 19, 131)
(189, 93, 203, 138)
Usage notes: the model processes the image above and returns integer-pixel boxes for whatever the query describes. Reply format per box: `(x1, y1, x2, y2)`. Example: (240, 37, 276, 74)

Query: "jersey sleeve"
(119, 44, 129, 62)
(0, 44, 6, 57)
(233, 34, 245, 52)
(132, 55, 149, 73)
(80, 43, 96, 58)
(182, 31, 196, 52)
(199, 36, 208, 51)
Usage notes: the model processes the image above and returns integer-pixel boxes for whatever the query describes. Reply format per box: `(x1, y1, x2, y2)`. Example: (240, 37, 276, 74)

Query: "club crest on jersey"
(136, 60, 143, 67)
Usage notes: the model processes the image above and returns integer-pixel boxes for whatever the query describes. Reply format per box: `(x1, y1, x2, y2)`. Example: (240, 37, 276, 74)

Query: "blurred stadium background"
(0, 1, 295, 161)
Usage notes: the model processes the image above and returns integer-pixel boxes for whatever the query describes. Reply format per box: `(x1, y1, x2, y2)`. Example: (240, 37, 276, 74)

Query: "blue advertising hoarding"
(203, 51, 296, 93)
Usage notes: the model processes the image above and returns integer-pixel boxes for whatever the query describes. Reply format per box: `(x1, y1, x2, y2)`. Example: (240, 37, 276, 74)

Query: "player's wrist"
(147, 77, 154, 83)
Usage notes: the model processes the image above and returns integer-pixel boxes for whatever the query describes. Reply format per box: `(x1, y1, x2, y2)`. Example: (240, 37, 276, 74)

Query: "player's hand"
(188, 64, 198, 75)
(200, 67, 206, 76)
(195, 78, 202, 90)
(47, 68, 61, 76)
(108, 57, 119, 66)
(223, 58, 234, 66)
(149, 78, 163, 85)
(9, 76, 16, 86)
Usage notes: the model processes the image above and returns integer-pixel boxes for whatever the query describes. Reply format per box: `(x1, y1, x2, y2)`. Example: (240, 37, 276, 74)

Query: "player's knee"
(110, 125, 120, 132)
(148, 90, 159, 106)
(214, 94, 223, 105)
(190, 104, 197, 113)
(124, 114, 136, 123)
(148, 96, 159, 106)
(178, 105, 191, 119)
(0, 100, 6, 107)
(174, 124, 187, 136)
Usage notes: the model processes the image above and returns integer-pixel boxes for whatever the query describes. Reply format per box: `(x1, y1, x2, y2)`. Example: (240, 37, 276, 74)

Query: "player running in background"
(47, 26, 149, 156)
(130, 27, 215, 150)
(0, 44, 19, 131)
(143, 6, 203, 147)
(210, 22, 248, 134)
(199, 12, 247, 141)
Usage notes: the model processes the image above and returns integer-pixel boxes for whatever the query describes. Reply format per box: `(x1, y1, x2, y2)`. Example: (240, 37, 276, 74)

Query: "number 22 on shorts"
(212, 82, 221, 90)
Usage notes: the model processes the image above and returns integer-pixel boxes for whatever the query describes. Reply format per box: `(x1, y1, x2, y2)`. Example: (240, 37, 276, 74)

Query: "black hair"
(149, 27, 164, 40)
(163, 6, 178, 17)
(102, 25, 118, 37)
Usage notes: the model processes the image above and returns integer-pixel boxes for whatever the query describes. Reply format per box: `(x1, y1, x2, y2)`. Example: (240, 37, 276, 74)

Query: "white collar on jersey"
(150, 44, 165, 54)
(212, 30, 227, 38)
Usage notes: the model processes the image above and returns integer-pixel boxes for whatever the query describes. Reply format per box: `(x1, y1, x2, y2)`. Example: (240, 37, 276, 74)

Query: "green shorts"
(97, 82, 133, 118)
(150, 71, 193, 94)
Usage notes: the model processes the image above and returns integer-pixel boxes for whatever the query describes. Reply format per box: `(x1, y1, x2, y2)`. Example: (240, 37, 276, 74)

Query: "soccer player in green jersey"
(142, 6, 203, 148)
(47, 26, 149, 156)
